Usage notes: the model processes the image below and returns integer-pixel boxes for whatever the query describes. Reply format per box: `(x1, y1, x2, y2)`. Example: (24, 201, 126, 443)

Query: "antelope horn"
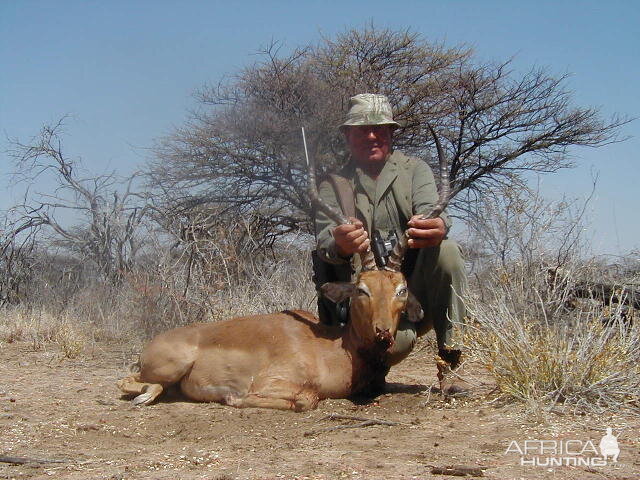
(303, 128, 377, 271)
(386, 123, 451, 272)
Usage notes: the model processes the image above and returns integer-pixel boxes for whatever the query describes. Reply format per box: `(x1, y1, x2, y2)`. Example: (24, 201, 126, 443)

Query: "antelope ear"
(406, 291, 424, 323)
(320, 282, 357, 303)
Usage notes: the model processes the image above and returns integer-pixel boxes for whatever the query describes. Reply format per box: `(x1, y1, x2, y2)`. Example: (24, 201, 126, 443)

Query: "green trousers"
(388, 239, 467, 366)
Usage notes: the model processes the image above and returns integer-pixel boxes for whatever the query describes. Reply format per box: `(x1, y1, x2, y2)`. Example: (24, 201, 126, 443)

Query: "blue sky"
(1, 0, 638, 254)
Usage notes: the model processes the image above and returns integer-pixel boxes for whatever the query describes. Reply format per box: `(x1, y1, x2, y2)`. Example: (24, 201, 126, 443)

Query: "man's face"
(344, 125, 392, 166)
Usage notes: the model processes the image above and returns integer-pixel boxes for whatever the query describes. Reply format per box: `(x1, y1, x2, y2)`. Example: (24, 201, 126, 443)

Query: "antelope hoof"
(132, 392, 155, 406)
(131, 384, 164, 406)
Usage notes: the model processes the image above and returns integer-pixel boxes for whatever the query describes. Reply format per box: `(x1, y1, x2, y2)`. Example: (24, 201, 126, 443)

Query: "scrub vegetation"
(1, 26, 637, 418)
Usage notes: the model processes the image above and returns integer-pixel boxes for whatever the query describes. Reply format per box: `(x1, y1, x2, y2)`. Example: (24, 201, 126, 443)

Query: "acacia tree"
(148, 26, 627, 244)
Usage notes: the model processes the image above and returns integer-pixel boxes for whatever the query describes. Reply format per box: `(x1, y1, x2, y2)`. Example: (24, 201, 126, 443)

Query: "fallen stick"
(429, 464, 485, 477)
(0, 455, 68, 465)
(303, 413, 402, 436)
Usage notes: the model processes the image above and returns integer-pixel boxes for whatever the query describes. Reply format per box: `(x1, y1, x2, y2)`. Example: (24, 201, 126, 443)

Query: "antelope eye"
(356, 287, 370, 297)
(396, 287, 407, 297)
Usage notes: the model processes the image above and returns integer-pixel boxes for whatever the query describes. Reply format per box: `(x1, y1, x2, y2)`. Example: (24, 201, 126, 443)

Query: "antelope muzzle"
(375, 326, 394, 350)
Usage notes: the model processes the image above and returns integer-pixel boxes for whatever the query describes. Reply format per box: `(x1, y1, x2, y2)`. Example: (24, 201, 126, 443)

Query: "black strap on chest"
(311, 173, 355, 326)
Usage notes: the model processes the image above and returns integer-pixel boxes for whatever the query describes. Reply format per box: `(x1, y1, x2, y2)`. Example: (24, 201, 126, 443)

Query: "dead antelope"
(118, 126, 451, 410)
(118, 234, 423, 410)
(118, 271, 422, 410)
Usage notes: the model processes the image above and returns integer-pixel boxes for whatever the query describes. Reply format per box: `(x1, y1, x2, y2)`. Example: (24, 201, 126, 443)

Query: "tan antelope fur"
(117, 270, 424, 411)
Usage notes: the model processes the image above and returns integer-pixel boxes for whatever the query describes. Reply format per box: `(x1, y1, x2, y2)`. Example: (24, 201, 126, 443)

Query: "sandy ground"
(1, 338, 639, 480)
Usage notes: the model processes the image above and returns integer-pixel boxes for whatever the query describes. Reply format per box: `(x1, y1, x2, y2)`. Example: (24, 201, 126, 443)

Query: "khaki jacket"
(315, 150, 451, 270)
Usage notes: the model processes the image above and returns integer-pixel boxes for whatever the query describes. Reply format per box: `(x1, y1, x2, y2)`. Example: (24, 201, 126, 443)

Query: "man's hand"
(407, 215, 446, 248)
(333, 217, 370, 257)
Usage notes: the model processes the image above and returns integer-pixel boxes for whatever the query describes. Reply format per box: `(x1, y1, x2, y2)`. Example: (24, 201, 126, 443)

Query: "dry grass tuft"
(0, 308, 88, 357)
(465, 263, 640, 414)
(53, 321, 87, 358)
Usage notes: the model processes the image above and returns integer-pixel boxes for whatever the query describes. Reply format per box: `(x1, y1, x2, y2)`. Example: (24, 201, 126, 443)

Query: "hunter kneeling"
(313, 93, 469, 395)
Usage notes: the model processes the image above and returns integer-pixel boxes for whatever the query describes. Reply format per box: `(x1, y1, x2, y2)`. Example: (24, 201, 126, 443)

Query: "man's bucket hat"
(339, 93, 400, 131)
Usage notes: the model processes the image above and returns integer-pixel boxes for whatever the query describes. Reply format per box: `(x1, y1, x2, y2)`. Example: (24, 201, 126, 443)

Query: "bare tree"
(465, 181, 594, 271)
(0, 215, 40, 305)
(7, 119, 149, 284)
(147, 26, 628, 245)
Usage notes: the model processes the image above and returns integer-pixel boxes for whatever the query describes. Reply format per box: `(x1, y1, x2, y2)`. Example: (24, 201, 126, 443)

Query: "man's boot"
(436, 349, 470, 397)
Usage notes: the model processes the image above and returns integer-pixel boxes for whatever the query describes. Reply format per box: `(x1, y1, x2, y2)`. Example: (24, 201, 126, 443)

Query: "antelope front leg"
(117, 375, 164, 406)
